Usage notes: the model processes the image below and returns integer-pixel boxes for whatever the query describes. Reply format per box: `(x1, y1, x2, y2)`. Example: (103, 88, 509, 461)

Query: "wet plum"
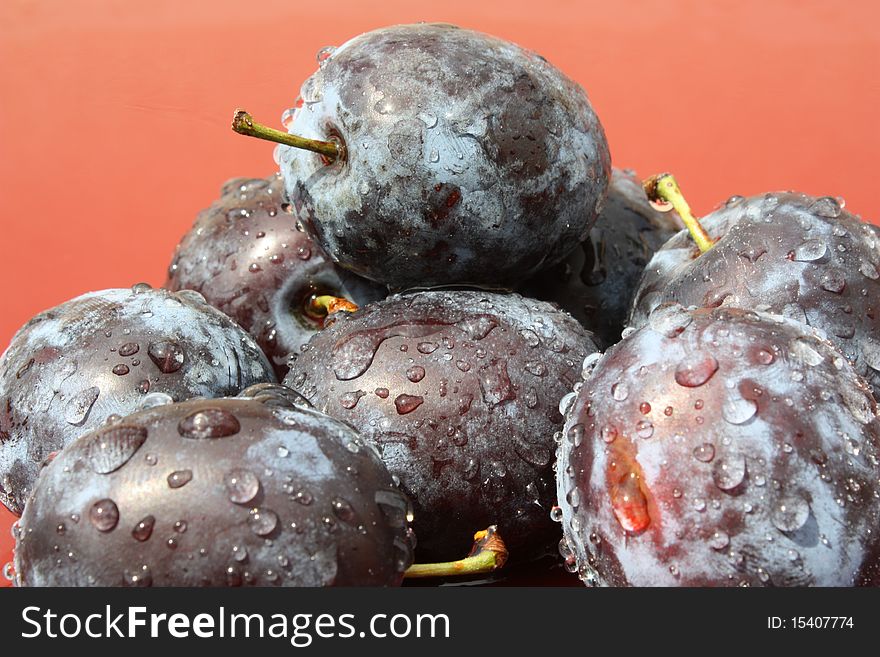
(557, 304, 880, 586)
(520, 168, 680, 347)
(630, 191, 880, 396)
(13, 385, 413, 586)
(275, 23, 611, 289)
(285, 290, 598, 562)
(167, 174, 387, 378)
(0, 285, 275, 515)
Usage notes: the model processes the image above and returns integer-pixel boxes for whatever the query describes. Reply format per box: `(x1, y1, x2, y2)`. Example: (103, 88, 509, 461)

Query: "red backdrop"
(1, 0, 878, 584)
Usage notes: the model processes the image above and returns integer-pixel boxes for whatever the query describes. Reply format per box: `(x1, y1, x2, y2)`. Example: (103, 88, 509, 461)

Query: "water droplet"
(225, 468, 260, 504)
(674, 355, 719, 387)
(248, 508, 279, 536)
(394, 394, 423, 415)
(331, 497, 356, 523)
(428, 149, 439, 163)
(123, 564, 152, 587)
(525, 361, 547, 376)
(567, 424, 584, 446)
(820, 268, 846, 294)
(809, 196, 841, 218)
(375, 489, 411, 527)
(709, 530, 730, 550)
(581, 352, 602, 379)
(770, 495, 810, 532)
(138, 392, 172, 410)
(89, 499, 119, 532)
(693, 443, 715, 462)
(148, 341, 185, 373)
(132, 516, 155, 542)
(611, 472, 650, 534)
(558, 391, 577, 416)
(790, 240, 827, 262)
(417, 342, 438, 354)
(611, 381, 629, 401)
(635, 420, 654, 439)
(550, 506, 564, 522)
(65, 386, 100, 425)
(167, 470, 193, 489)
(722, 396, 757, 424)
(406, 365, 426, 382)
(648, 303, 692, 337)
(713, 453, 747, 490)
(791, 338, 824, 366)
(84, 424, 147, 474)
(601, 425, 618, 443)
(859, 260, 879, 280)
(339, 390, 366, 409)
(178, 408, 241, 439)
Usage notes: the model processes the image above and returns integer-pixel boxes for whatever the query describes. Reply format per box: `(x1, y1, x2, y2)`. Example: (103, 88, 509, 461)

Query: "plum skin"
(519, 168, 680, 347)
(280, 23, 611, 290)
(0, 286, 275, 516)
(630, 191, 880, 396)
(285, 290, 599, 562)
(14, 387, 413, 587)
(167, 174, 386, 379)
(557, 305, 880, 586)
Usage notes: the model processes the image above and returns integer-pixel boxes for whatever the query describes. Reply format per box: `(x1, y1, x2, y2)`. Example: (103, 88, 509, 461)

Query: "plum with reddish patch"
(285, 290, 598, 562)
(557, 304, 880, 586)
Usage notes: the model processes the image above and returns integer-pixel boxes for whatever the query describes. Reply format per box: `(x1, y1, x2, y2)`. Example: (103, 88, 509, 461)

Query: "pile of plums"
(3, 23, 880, 587)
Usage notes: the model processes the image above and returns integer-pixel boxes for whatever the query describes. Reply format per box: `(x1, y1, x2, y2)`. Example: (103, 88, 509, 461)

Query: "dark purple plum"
(284, 290, 599, 562)
(557, 304, 880, 586)
(0, 285, 274, 515)
(13, 384, 413, 586)
(519, 168, 680, 347)
(278, 23, 611, 290)
(630, 192, 880, 396)
(167, 174, 387, 378)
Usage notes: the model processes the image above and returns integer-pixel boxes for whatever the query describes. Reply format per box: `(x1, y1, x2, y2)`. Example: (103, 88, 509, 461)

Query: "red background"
(1, 0, 878, 584)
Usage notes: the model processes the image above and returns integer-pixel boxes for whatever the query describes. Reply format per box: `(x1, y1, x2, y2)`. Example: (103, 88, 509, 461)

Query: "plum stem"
(232, 109, 339, 161)
(643, 174, 714, 253)
(305, 295, 359, 325)
(404, 525, 509, 579)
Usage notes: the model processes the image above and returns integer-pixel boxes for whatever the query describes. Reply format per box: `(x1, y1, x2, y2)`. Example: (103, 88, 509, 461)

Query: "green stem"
(232, 109, 339, 161)
(644, 174, 714, 253)
(404, 526, 508, 579)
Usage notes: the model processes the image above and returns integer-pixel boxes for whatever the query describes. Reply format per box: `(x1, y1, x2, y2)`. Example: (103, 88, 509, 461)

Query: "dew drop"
(712, 453, 747, 490)
(167, 470, 193, 489)
(65, 386, 100, 425)
(722, 396, 757, 425)
(84, 424, 147, 474)
(770, 495, 810, 532)
(148, 341, 185, 373)
(248, 508, 279, 536)
(89, 499, 119, 532)
(693, 443, 715, 462)
(674, 355, 719, 387)
(394, 394, 423, 415)
(178, 408, 241, 439)
(132, 516, 155, 542)
(225, 469, 260, 504)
